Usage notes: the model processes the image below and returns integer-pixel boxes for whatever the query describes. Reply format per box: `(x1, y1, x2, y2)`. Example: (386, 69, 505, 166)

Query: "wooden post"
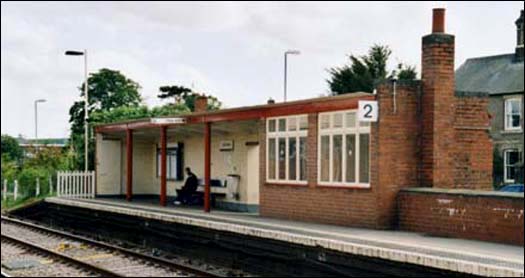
(126, 129, 133, 201)
(36, 178, 40, 196)
(57, 172, 61, 197)
(204, 122, 211, 213)
(14, 180, 18, 201)
(91, 171, 95, 198)
(160, 126, 167, 206)
(3, 179, 7, 201)
(49, 175, 53, 195)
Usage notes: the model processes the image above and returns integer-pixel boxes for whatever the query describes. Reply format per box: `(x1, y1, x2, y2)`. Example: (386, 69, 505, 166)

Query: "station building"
(94, 9, 494, 229)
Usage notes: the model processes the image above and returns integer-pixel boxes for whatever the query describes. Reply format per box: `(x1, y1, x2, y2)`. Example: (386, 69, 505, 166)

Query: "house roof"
(455, 54, 524, 95)
(17, 138, 69, 147)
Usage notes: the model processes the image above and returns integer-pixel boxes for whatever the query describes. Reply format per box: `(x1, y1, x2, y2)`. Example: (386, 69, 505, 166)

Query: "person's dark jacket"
(183, 173, 199, 193)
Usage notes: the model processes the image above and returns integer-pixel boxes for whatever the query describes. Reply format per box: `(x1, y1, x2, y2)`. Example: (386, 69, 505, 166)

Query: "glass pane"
(512, 115, 520, 128)
(278, 138, 286, 180)
(507, 151, 519, 165)
(278, 119, 286, 132)
(333, 135, 343, 182)
(299, 116, 308, 130)
(320, 135, 330, 182)
(169, 154, 177, 179)
(359, 134, 370, 183)
(157, 152, 161, 177)
(333, 113, 343, 128)
(346, 112, 356, 128)
(510, 100, 521, 114)
(289, 138, 297, 180)
(346, 134, 356, 183)
(506, 100, 512, 113)
(288, 117, 297, 131)
(269, 120, 276, 133)
(320, 114, 330, 129)
(299, 137, 307, 181)
(507, 166, 516, 180)
(268, 139, 276, 180)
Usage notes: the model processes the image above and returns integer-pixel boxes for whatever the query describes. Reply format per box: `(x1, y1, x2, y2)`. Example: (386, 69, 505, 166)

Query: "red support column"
(126, 129, 133, 201)
(204, 122, 211, 213)
(160, 126, 167, 206)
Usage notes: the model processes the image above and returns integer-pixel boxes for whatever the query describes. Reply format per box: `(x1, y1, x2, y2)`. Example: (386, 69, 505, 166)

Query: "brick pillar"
(195, 96, 208, 113)
(307, 113, 318, 188)
(420, 8, 455, 188)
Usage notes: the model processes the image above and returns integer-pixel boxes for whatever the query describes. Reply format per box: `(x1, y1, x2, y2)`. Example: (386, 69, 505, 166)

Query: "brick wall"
(374, 81, 422, 227)
(259, 112, 381, 228)
(454, 94, 493, 190)
(259, 83, 423, 229)
(398, 188, 524, 245)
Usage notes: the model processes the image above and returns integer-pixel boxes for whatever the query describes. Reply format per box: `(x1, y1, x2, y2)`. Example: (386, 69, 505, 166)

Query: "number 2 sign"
(358, 100, 378, 122)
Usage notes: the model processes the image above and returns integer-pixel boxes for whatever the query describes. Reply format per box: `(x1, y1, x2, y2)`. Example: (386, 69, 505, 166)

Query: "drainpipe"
(392, 78, 398, 114)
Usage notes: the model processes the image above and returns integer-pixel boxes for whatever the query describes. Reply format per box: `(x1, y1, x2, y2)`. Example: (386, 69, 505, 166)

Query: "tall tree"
(327, 45, 417, 95)
(158, 85, 222, 112)
(68, 68, 142, 170)
(391, 63, 418, 81)
(1, 134, 23, 162)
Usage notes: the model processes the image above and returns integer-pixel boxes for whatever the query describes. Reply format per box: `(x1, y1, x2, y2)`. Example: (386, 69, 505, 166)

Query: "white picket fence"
(57, 171, 95, 199)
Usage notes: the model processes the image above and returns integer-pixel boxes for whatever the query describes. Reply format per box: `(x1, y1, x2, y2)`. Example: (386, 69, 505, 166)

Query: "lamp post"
(284, 50, 300, 102)
(65, 49, 89, 172)
(34, 99, 46, 140)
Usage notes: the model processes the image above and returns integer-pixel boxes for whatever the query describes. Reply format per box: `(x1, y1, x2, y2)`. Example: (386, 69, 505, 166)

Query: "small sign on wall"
(220, 140, 234, 151)
(151, 117, 186, 125)
(358, 100, 378, 122)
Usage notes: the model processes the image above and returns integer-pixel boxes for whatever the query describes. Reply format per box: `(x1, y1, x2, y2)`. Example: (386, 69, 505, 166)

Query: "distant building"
(17, 137, 69, 157)
(456, 10, 524, 186)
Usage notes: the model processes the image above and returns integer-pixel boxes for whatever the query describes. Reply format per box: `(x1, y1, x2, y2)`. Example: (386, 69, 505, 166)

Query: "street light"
(65, 49, 89, 172)
(34, 99, 47, 140)
(284, 50, 300, 102)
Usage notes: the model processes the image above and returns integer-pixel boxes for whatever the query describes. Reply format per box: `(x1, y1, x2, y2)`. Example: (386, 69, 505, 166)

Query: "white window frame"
(156, 147, 179, 180)
(504, 97, 522, 131)
(318, 110, 371, 188)
(503, 149, 521, 184)
(266, 115, 308, 185)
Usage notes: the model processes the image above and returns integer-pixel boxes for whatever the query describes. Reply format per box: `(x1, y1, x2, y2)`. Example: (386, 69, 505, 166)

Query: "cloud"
(1, 1, 523, 139)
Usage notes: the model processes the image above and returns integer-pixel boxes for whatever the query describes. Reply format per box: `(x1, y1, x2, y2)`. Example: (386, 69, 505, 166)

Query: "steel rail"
(1, 234, 122, 277)
(1, 216, 222, 277)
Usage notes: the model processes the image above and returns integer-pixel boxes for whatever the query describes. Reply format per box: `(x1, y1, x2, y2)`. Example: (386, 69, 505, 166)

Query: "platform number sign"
(358, 100, 378, 122)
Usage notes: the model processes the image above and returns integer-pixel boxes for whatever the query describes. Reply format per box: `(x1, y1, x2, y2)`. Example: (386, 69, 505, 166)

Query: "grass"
(1, 193, 55, 213)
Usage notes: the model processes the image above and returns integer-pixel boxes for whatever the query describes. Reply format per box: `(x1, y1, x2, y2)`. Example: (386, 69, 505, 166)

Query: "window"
(156, 145, 183, 180)
(267, 115, 308, 183)
(504, 149, 521, 183)
(505, 98, 522, 131)
(318, 110, 371, 187)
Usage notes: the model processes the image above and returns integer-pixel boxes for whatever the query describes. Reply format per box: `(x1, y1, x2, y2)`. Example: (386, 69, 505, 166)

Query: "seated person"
(174, 167, 199, 205)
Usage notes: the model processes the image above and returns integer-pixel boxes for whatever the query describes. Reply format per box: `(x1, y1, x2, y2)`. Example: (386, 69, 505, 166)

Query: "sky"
(1, 1, 523, 139)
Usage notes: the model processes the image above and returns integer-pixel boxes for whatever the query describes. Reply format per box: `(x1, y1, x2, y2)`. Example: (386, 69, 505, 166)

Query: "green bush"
(17, 167, 50, 197)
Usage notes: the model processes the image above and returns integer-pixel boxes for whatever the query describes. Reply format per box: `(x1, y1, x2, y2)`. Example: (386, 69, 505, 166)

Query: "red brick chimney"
(420, 8, 456, 188)
(194, 95, 208, 113)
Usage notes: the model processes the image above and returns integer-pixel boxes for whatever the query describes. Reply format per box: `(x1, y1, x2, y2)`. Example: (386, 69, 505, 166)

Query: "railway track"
(2, 235, 120, 277)
(1, 216, 222, 277)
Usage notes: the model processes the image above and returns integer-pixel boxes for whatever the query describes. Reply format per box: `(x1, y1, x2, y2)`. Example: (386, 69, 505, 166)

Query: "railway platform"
(42, 197, 524, 277)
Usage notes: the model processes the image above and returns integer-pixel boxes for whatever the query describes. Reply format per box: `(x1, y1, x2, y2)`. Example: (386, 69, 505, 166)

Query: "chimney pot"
(432, 8, 446, 33)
